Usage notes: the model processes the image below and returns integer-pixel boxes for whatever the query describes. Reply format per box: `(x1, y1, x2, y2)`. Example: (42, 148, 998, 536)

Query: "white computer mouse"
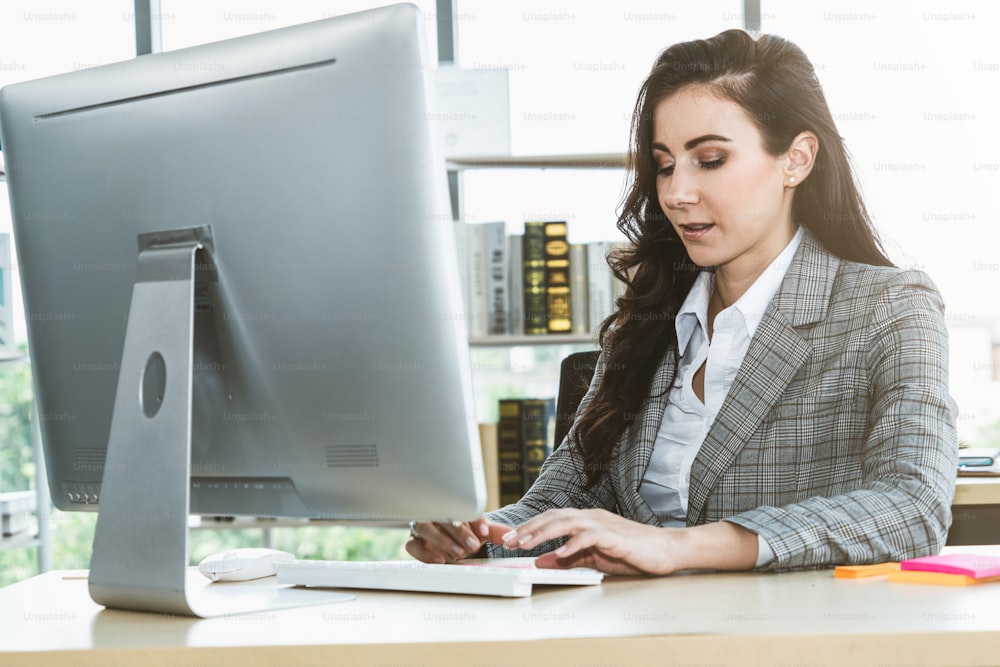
(197, 547, 295, 582)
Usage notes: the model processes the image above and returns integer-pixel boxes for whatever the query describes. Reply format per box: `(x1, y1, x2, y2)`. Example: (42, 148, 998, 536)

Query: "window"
(159, 0, 438, 59)
(762, 0, 1000, 441)
(0, 1, 135, 346)
(0, 2, 134, 90)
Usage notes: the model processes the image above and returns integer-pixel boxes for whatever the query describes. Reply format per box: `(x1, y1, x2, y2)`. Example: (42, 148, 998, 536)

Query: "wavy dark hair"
(571, 29, 893, 486)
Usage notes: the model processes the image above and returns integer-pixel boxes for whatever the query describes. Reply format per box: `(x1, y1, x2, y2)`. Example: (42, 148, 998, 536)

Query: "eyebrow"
(652, 134, 732, 154)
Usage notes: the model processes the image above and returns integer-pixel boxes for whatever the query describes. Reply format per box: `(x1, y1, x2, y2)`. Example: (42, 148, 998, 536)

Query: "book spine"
(497, 399, 524, 506)
(522, 222, 548, 335)
(507, 234, 524, 335)
(466, 223, 489, 338)
(569, 243, 589, 335)
(587, 241, 613, 334)
(478, 423, 501, 512)
(520, 398, 555, 494)
(543, 221, 571, 333)
(483, 221, 508, 335)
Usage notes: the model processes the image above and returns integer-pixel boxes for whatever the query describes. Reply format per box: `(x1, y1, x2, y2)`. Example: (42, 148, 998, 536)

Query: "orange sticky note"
(888, 569, 1000, 586)
(834, 562, 900, 579)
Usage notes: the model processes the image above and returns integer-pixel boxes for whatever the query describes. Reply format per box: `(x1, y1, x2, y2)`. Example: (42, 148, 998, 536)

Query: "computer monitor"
(0, 3, 485, 616)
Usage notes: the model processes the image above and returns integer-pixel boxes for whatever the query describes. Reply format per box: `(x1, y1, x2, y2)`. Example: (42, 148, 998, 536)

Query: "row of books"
(455, 220, 627, 338)
(496, 397, 556, 506)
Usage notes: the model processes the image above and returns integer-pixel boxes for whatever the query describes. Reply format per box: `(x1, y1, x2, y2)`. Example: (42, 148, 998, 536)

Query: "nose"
(659, 164, 699, 211)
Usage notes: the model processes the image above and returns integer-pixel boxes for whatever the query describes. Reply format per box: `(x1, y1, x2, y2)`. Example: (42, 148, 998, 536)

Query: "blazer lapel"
(686, 230, 839, 524)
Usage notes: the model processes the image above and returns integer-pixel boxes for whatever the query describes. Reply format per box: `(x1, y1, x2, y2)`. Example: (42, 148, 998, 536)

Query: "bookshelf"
(447, 153, 626, 170)
(450, 154, 617, 496)
(469, 333, 595, 347)
(0, 530, 38, 553)
(449, 151, 626, 349)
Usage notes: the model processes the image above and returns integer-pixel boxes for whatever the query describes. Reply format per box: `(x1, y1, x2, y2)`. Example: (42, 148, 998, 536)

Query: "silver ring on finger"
(408, 520, 421, 541)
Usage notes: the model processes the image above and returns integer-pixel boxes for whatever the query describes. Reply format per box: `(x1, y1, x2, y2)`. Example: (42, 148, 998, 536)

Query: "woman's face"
(652, 86, 796, 282)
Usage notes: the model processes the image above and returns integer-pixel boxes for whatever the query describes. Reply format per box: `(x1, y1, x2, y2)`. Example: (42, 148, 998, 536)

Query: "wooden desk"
(954, 476, 1000, 506)
(950, 477, 1000, 545)
(2, 546, 999, 667)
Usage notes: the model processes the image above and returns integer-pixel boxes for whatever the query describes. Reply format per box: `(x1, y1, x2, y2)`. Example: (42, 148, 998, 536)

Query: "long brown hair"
(571, 29, 893, 485)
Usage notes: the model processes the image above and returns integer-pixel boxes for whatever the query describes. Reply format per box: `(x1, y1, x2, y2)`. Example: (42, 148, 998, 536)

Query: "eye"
(656, 165, 674, 177)
(698, 157, 725, 170)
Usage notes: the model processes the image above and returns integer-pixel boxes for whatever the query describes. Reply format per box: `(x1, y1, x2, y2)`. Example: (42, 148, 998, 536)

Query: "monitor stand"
(88, 226, 351, 617)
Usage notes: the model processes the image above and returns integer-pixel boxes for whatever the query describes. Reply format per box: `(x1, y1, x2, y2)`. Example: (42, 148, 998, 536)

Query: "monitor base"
(86, 226, 340, 618)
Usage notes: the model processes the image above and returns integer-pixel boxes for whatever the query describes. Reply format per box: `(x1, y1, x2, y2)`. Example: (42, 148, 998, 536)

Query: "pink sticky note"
(900, 554, 1000, 579)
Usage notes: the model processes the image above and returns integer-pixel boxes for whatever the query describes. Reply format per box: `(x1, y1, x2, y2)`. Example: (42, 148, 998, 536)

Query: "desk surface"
(2, 546, 999, 667)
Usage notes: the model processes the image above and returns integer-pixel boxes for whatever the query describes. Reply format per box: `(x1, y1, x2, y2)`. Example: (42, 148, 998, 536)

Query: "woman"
(407, 29, 958, 574)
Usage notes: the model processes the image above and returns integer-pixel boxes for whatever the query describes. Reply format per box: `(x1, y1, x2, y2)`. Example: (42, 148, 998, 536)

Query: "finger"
(502, 511, 584, 551)
(535, 548, 641, 576)
(484, 520, 515, 545)
(404, 535, 447, 564)
(415, 522, 480, 561)
(468, 516, 492, 539)
(439, 520, 486, 554)
(535, 549, 594, 570)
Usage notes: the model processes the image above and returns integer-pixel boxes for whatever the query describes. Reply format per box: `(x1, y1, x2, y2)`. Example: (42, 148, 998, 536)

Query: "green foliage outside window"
(0, 358, 407, 589)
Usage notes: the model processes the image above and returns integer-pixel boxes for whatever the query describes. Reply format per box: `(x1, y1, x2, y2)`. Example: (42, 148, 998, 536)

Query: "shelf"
(469, 334, 597, 347)
(0, 531, 40, 553)
(447, 153, 626, 170)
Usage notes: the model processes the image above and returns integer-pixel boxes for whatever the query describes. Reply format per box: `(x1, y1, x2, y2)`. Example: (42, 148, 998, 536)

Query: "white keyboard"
(274, 557, 604, 598)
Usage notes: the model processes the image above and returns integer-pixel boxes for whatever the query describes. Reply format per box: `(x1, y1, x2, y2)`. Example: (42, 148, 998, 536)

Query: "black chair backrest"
(554, 350, 600, 448)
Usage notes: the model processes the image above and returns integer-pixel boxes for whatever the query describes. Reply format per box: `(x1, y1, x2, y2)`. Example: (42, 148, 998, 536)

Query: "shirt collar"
(675, 272, 713, 358)
(731, 225, 803, 339)
(674, 226, 804, 350)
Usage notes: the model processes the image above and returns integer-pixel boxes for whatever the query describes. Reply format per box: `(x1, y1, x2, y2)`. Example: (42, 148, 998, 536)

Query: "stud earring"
(788, 176, 796, 184)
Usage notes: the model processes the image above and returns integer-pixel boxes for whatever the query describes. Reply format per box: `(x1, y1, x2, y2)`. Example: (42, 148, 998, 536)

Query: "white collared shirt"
(637, 227, 803, 566)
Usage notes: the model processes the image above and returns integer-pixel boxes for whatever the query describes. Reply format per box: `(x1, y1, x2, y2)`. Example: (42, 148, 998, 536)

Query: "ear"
(783, 131, 818, 187)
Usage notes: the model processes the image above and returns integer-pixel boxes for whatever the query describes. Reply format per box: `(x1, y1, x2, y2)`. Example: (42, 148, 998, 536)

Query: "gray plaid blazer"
(488, 229, 959, 571)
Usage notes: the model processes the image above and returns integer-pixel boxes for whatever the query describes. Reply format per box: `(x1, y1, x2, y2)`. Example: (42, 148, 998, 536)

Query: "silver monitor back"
(0, 4, 485, 524)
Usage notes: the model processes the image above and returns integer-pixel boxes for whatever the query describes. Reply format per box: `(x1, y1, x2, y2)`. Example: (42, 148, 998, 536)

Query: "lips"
(679, 223, 714, 240)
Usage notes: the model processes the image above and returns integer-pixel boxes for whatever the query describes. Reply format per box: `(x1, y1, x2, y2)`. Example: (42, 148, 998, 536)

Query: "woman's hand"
(405, 518, 512, 564)
(498, 508, 684, 575)
(498, 508, 759, 575)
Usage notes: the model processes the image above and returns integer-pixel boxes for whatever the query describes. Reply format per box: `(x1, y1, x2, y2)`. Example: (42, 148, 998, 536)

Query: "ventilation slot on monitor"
(74, 448, 106, 474)
(325, 444, 379, 468)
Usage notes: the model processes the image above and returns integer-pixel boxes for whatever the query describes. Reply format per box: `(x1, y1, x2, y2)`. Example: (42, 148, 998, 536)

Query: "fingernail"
(517, 533, 533, 546)
(465, 537, 481, 550)
(450, 544, 465, 558)
(478, 523, 489, 537)
(502, 530, 517, 544)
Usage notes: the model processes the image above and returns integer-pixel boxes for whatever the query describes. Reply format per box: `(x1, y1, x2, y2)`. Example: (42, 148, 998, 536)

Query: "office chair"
(553, 350, 600, 448)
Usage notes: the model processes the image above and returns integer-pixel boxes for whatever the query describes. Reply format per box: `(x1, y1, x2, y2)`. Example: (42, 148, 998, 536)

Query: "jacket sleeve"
(724, 271, 959, 570)
(484, 347, 618, 557)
